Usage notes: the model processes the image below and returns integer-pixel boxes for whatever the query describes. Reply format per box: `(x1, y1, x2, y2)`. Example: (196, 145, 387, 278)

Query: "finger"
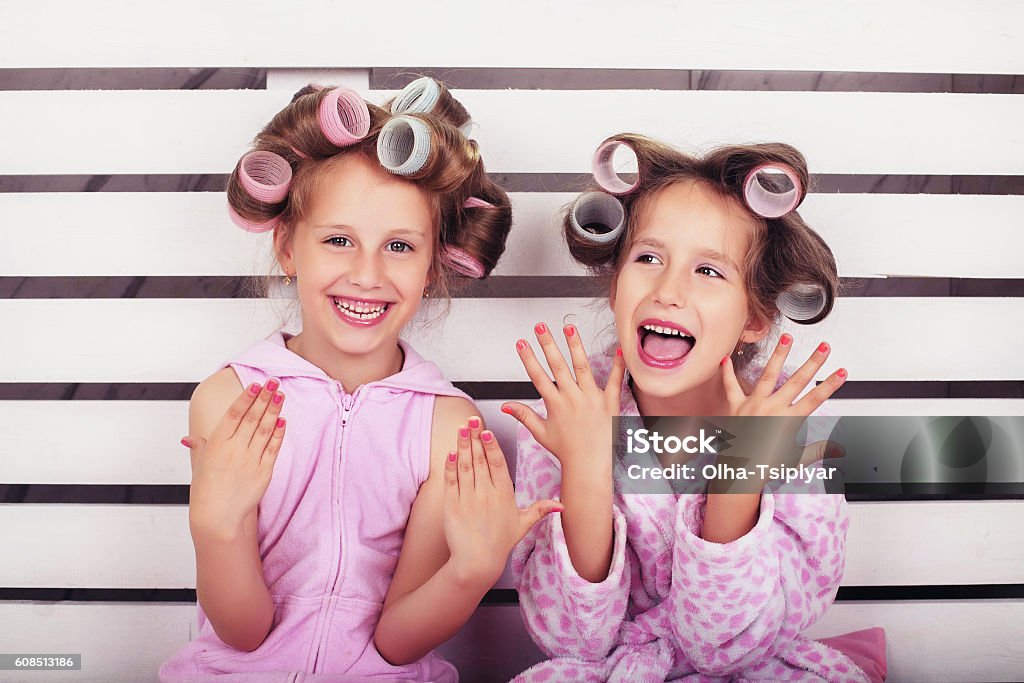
(468, 416, 490, 488)
(720, 355, 747, 409)
(214, 382, 263, 440)
(481, 430, 512, 492)
(456, 424, 475, 493)
(250, 389, 285, 450)
(754, 333, 794, 397)
(236, 378, 280, 443)
(260, 417, 287, 469)
(516, 338, 558, 403)
(776, 343, 832, 405)
(500, 402, 548, 445)
(604, 347, 626, 412)
(180, 435, 208, 473)
(533, 322, 577, 392)
(562, 324, 597, 392)
(516, 499, 564, 539)
(443, 450, 459, 497)
(792, 367, 848, 416)
(799, 439, 845, 467)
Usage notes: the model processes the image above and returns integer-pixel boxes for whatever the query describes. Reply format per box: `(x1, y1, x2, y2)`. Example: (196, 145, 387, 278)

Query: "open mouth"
(331, 296, 392, 327)
(636, 320, 696, 369)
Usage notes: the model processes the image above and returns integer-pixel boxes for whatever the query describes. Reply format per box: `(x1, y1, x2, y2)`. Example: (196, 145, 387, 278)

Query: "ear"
(738, 310, 772, 345)
(273, 224, 295, 276)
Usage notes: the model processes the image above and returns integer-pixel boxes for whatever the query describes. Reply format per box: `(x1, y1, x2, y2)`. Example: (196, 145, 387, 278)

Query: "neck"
(285, 331, 404, 393)
(633, 366, 740, 417)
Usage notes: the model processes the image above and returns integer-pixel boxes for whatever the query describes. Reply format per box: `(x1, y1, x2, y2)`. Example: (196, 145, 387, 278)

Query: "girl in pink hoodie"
(500, 136, 887, 681)
(159, 78, 559, 682)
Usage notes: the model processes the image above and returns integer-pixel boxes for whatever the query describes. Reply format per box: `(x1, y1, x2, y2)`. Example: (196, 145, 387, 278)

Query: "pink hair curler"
(777, 283, 827, 323)
(442, 246, 486, 279)
(289, 145, 309, 159)
(570, 191, 625, 244)
(377, 115, 431, 176)
(318, 87, 371, 147)
(463, 196, 493, 209)
(743, 164, 803, 218)
(592, 139, 640, 195)
(227, 204, 280, 233)
(237, 151, 292, 204)
(391, 77, 442, 115)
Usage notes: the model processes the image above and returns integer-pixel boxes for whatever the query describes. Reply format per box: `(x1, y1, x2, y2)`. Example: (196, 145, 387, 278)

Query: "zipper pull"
(341, 392, 354, 426)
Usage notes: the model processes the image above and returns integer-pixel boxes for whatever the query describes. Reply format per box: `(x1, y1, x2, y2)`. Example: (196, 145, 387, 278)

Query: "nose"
(347, 249, 384, 290)
(653, 269, 687, 308)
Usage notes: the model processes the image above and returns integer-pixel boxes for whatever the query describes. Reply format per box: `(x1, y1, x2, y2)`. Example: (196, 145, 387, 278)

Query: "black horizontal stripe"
(3, 67, 1021, 95)
(1, 380, 1021, 402)
(2, 484, 1021, 505)
(4, 276, 1024, 299)
(2, 584, 1021, 604)
(2, 173, 1023, 194)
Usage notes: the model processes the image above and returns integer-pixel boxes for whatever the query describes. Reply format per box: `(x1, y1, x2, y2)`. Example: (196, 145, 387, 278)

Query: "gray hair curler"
(570, 191, 626, 244)
(376, 115, 432, 176)
(776, 283, 827, 323)
(391, 76, 442, 115)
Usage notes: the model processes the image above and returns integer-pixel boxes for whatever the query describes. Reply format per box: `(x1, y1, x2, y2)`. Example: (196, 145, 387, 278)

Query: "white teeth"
(642, 324, 694, 339)
(334, 298, 388, 320)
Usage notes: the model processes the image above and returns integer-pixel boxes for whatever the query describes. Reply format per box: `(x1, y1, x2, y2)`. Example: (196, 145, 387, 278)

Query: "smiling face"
(611, 180, 770, 401)
(276, 153, 435, 365)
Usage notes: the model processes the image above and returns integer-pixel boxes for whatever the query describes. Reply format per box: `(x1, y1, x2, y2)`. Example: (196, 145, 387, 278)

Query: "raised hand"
(183, 379, 287, 534)
(501, 322, 626, 473)
(442, 416, 561, 588)
(719, 334, 846, 476)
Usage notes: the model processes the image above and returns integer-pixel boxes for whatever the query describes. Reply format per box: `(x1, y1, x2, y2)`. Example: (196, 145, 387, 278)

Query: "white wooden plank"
(1, 502, 1020, 589)
(4, 193, 1023, 279)
(6, 400, 1023, 486)
(2, 1, 1021, 74)
(1, 90, 1021, 175)
(0, 601, 1020, 682)
(0, 298, 1021, 383)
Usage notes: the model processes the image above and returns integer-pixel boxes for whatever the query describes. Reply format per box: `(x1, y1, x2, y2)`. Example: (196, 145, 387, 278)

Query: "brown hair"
(227, 80, 512, 301)
(564, 134, 840, 372)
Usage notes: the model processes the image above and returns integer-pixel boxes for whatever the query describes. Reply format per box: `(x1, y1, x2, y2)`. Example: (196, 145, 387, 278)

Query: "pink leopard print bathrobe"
(509, 351, 875, 682)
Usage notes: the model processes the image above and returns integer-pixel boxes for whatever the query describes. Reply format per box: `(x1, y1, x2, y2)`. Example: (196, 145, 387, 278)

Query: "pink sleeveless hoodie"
(159, 331, 469, 682)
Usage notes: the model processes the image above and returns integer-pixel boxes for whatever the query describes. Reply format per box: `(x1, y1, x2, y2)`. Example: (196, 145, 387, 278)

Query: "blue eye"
(325, 236, 350, 247)
(637, 253, 662, 265)
(697, 265, 723, 278)
(387, 241, 413, 253)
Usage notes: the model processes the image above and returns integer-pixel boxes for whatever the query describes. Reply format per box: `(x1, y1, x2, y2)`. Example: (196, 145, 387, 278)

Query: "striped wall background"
(1, 2, 1022, 681)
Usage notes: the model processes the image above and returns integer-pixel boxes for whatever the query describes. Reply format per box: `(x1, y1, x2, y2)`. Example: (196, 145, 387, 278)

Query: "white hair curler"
(376, 116, 432, 176)
(743, 164, 803, 218)
(391, 76, 442, 115)
(592, 139, 640, 195)
(570, 192, 626, 244)
(776, 283, 827, 323)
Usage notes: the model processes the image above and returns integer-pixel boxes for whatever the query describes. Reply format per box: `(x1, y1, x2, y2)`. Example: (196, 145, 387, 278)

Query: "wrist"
(442, 557, 501, 595)
(190, 512, 246, 543)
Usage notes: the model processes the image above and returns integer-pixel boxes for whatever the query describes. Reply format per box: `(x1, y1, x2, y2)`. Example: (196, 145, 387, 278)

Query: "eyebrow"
(632, 238, 740, 271)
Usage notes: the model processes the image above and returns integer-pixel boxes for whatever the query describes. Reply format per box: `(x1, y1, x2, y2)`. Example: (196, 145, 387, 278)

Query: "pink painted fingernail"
(837, 368, 848, 379)
(272, 392, 283, 405)
(501, 405, 514, 415)
(516, 339, 528, 351)
(616, 347, 622, 357)
(448, 451, 457, 463)
(468, 417, 480, 429)
(565, 325, 575, 337)
(180, 437, 192, 448)
(265, 378, 280, 393)
(780, 334, 792, 346)
(482, 431, 493, 443)
(552, 506, 565, 513)
(459, 427, 470, 439)
(276, 418, 286, 429)
(720, 356, 728, 366)
(535, 322, 547, 335)
(817, 342, 830, 354)
(249, 383, 261, 395)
